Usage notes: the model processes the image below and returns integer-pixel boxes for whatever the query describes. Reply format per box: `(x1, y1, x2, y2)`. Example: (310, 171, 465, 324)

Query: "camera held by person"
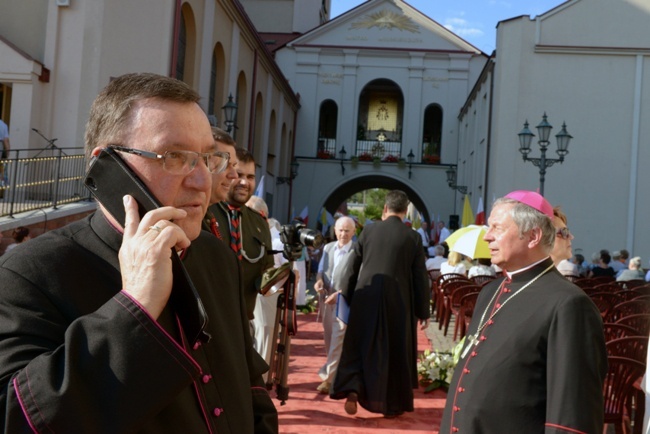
(279, 221, 323, 261)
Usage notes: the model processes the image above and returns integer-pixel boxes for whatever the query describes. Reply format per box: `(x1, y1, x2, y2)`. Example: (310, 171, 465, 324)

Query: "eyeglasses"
(556, 227, 571, 239)
(110, 145, 229, 175)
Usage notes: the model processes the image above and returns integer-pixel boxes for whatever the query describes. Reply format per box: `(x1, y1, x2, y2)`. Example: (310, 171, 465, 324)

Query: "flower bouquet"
(382, 154, 399, 163)
(417, 339, 463, 392)
(297, 294, 318, 314)
(421, 154, 440, 165)
(358, 152, 373, 161)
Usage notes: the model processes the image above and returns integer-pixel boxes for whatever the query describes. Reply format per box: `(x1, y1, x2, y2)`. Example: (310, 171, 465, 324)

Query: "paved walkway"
(275, 312, 447, 433)
(425, 313, 459, 354)
(271, 278, 458, 433)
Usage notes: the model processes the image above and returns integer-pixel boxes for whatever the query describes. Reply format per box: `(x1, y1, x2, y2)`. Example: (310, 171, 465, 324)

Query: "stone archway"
(321, 175, 430, 225)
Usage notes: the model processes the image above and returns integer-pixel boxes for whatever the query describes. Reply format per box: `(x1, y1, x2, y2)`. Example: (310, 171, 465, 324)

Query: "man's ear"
(381, 204, 388, 220)
(527, 227, 544, 249)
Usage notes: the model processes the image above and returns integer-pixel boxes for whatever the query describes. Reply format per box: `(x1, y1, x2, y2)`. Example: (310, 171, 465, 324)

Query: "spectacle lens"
(206, 152, 230, 174)
(556, 227, 571, 239)
(110, 146, 229, 175)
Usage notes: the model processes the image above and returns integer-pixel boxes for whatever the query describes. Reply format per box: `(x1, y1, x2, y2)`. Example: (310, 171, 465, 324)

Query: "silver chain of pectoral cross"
(460, 263, 555, 359)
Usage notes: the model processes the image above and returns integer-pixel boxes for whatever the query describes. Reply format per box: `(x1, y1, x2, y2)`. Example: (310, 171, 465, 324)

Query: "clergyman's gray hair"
(493, 197, 555, 251)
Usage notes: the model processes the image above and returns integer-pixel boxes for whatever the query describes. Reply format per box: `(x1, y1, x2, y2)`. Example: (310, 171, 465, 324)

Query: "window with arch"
(208, 43, 226, 125)
(422, 104, 443, 164)
(234, 72, 247, 142)
(175, 14, 186, 82)
(317, 99, 338, 159)
(357, 79, 404, 159)
(267, 110, 277, 175)
(175, 4, 196, 86)
(208, 55, 216, 117)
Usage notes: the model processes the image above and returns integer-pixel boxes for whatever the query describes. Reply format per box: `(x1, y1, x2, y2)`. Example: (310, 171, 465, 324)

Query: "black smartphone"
(84, 147, 210, 345)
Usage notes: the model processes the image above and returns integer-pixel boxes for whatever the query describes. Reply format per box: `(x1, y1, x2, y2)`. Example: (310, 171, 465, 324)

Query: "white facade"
(5, 0, 646, 262)
(457, 0, 650, 260)
(0, 0, 299, 222)
(274, 0, 487, 225)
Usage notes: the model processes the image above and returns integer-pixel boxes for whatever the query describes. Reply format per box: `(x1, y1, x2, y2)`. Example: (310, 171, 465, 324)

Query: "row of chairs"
(428, 272, 497, 341)
(430, 270, 648, 433)
(583, 284, 650, 296)
(590, 296, 650, 324)
(601, 305, 648, 434)
(604, 355, 646, 434)
(571, 275, 649, 291)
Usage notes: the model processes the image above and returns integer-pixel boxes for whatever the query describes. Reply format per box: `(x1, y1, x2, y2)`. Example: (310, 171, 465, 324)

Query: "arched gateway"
(320, 175, 430, 227)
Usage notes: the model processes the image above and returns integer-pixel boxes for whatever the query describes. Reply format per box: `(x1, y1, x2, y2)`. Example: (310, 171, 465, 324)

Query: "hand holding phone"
(119, 196, 188, 318)
(84, 147, 210, 345)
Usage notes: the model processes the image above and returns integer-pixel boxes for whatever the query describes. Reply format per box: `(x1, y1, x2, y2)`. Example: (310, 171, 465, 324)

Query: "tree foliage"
(348, 189, 388, 222)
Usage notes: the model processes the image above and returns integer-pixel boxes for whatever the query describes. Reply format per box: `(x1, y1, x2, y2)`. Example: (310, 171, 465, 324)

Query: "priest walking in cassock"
(440, 190, 607, 434)
(331, 190, 430, 418)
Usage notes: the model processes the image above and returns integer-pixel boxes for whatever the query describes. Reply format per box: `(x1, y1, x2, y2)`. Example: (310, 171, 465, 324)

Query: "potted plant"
(416, 339, 463, 392)
(317, 150, 334, 159)
(422, 154, 440, 165)
(350, 155, 359, 167)
(372, 156, 381, 167)
(382, 154, 399, 163)
(358, 152, 373, 162)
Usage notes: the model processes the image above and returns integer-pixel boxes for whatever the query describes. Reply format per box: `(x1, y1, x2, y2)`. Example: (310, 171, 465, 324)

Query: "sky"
(330, 0, 568, 53)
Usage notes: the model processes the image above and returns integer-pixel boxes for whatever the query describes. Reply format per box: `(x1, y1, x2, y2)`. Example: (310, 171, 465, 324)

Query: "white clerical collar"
(505, 256, 550, 279)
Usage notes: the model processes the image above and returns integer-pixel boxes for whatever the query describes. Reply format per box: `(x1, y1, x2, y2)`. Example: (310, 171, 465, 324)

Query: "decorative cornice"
(350, 9, 420, 33)
(535, 44, 650, 56)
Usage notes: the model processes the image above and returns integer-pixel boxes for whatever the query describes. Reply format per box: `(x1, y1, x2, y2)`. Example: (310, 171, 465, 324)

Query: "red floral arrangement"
(422, 155, 440, 164)
(317, 150, 334, 159)
(382, 154, 399, 163)
(357, 152, 373, 161)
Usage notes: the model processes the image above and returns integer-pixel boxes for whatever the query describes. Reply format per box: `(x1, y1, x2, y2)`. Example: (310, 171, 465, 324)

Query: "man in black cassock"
(0, 73, 277, 433)
(331, 190, 430, 418)
(440, 190, 607, 434)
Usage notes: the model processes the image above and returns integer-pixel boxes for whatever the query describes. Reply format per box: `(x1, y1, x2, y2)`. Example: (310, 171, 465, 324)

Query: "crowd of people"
(0, 72, 647, 433)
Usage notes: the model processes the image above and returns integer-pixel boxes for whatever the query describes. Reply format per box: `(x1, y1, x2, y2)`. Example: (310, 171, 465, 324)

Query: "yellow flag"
(461, 195, 474, 227)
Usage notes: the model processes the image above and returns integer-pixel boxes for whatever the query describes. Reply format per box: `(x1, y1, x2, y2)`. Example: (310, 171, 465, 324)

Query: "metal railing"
(313, 139, 443, 164)
(315, 138, 406, 159)
(0, 148, 91, 218)
(355, 140, 403, 158)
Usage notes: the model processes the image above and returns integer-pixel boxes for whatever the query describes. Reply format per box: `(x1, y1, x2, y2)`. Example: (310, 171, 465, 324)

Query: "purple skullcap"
(504, 190, 554, 219)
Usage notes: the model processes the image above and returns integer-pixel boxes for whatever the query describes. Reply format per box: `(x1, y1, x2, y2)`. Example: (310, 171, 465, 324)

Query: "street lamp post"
(517, 113, 572, 196)
(221, 94, 238, 134)
(445, 165, 467, 194)
(339, 146, 347, 175)
(277, 158, 300, 185)
(407, 149, 415, 179)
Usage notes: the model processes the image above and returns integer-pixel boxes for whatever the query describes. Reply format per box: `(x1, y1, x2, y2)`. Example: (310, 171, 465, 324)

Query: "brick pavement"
(425, 316, 459, 353)
(305, 274, 459, 353)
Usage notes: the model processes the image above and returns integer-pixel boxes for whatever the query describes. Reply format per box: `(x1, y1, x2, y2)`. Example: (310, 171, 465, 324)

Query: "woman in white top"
(468, 258, 496, 278)
(440, 251, 467, 276)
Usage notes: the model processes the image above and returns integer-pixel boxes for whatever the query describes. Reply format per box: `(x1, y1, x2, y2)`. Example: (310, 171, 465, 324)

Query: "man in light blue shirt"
(313, 216, 356, 394)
